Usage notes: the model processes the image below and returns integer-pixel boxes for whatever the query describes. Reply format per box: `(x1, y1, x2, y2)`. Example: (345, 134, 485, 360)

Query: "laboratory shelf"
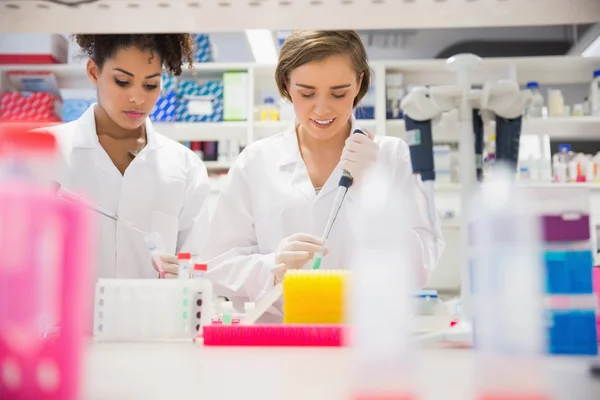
(522, 116, 600, 140)
(156, 122, 248, 142)
(2, 0, 600, 34)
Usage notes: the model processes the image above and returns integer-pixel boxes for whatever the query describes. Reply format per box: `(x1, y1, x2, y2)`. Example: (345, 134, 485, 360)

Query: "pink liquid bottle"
(0, 126, 93, 400)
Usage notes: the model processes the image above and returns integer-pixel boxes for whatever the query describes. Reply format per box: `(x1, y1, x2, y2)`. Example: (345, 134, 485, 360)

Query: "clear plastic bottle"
(470, 163, 548, 399)
(259, 97, 279, 121)
(347, 162, 418, 399)
(590, 69, 600, 116)
(525, 81, 545, 118)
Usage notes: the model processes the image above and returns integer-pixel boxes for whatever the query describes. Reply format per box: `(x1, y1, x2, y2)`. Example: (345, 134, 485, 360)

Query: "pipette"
(312, 127, 366, 269)
(53, 182, 148, 236)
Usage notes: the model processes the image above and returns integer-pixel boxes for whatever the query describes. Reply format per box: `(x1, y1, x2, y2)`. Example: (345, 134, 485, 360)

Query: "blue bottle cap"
(558, 144, 572, 153)
(526, 81, 539, 89)
(593, 69, 600, 78)
(264, 97, 275, 104)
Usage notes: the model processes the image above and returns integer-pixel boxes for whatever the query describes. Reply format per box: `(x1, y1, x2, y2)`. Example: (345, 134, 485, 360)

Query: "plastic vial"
(193, 263, 207, 279)
(347, 163, 418, 399)
(221, 301, 234, 325)
(470, 163, 548, 400)
(177, 252, 192, 280)
(525, 82, 545, 118)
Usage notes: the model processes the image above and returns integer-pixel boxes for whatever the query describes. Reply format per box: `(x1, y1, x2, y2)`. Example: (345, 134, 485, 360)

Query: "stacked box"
(61, 89, 96, 122)
(0, 92, 62, 122)
(531, 187, 598, 356)
(193, 34, 214, 63)
(175, 79, 223, 123)
(150, 73, 178, 122)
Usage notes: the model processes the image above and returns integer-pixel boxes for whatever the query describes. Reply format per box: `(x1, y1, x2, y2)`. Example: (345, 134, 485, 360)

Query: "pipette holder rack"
(529, 186, 599, 355)
(93, 279, 213, 342)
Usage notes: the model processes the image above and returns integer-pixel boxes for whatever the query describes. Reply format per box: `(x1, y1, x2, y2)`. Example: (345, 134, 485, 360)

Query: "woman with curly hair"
(48, 34, 210, 280)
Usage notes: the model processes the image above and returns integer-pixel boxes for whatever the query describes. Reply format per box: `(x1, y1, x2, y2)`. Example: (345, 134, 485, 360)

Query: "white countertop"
(84, 341, 600, 400)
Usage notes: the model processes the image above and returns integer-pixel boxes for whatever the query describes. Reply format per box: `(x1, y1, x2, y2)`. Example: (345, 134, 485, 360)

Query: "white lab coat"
(45, 105, 211, 279)
(202, 118, 445, 320)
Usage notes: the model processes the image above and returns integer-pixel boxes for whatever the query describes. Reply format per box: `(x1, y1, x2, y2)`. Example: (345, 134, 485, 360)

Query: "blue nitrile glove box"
(175, 80, 223, 123)
(193, 33, 213, 63)
(150, 91, 176, 122)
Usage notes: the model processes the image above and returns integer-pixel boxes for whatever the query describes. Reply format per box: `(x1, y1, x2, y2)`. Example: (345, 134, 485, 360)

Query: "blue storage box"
(193, 33, 213, 63)
(545, 250, 594, 294)
(161, 73, 177, 92)
(175, 80, 223, 123)
(149, 91, 176, 122)
(62, 98, 94, 122)
(547, 309, 598, 355)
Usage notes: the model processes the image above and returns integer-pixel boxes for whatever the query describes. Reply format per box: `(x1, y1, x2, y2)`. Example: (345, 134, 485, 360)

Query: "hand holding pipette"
(313, 127, 376, 270)
(272, 233, 326, 283)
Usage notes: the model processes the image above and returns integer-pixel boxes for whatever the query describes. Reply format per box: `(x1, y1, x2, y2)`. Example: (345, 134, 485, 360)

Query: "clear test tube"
(347, 165, 419, 400)
(470, 163, 549, 400)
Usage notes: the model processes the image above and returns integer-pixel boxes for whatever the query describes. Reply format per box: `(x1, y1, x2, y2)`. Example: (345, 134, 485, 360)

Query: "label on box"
(188, 99, 213, 116)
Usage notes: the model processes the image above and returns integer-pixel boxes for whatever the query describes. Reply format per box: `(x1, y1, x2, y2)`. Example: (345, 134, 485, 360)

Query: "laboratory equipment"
(590, 69, 600, 116)
(470, 164, 549, 399)
(347, 158, 418, 399)
(548, 88, 565, 117)
(240, 283, 283, 325)
(177, 252, 192, 280)
(93, 279, 213, 342)
(144, 232, 168, 279)
(312, 127, 367, 269)
(413, 290, 439, 316)
(202, 324, 344, 347)
(259, 97, 279, 121)
(0, 129, 93, 400)
(0, 129, 58, 186)
(283, 270, 348, 324)
(221, 301, 235, 325)
(405, 55, 531, 347)
(53, 182, 118, 221)
(525, 81, 545, 118)
(534, 186, 598, 355)
(193, 263, 207, 279)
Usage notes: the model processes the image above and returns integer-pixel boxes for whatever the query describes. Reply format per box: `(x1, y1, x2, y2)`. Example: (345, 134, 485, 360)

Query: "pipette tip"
(312, 253, 323, 270)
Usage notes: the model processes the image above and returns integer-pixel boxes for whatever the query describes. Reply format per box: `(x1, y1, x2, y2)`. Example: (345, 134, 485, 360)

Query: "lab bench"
(84, 342, 600, 400)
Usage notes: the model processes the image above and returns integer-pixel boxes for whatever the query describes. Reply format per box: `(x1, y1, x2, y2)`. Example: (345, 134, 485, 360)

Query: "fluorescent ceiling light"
(246, 29, 278, 64)
(582, 35, 600, 57)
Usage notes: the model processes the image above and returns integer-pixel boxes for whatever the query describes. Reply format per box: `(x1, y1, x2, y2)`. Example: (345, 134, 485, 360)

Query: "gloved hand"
(151, 253, 178, 279)
(272, 233, 328, 284)
(340, 130, 379, 186)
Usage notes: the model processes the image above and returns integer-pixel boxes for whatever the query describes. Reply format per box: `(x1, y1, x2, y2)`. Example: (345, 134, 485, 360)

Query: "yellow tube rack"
(283, 269, 349, 324)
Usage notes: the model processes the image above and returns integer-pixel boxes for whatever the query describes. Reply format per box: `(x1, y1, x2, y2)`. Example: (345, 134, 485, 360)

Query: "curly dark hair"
(72, 34, 195, 76)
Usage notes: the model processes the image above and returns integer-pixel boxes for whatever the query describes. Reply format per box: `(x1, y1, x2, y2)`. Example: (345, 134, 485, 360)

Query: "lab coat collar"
(280, 115, 361, 202)
(74, 104, 164, 153)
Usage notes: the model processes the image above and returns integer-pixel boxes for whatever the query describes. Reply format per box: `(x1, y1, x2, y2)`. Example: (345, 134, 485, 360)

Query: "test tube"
(347, 164, 419, 399)
(177, 252, 192, 280)
(470, 163, 548, 399)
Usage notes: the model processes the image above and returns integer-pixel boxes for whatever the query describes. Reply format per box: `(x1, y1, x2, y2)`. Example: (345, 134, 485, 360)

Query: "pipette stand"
(416, 53, 482, 347)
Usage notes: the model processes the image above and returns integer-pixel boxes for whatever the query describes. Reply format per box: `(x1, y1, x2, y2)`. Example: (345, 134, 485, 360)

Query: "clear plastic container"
(348, 163, 418, 398)
(470, 163, 548, 399)
(525, 81, 545, 118)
